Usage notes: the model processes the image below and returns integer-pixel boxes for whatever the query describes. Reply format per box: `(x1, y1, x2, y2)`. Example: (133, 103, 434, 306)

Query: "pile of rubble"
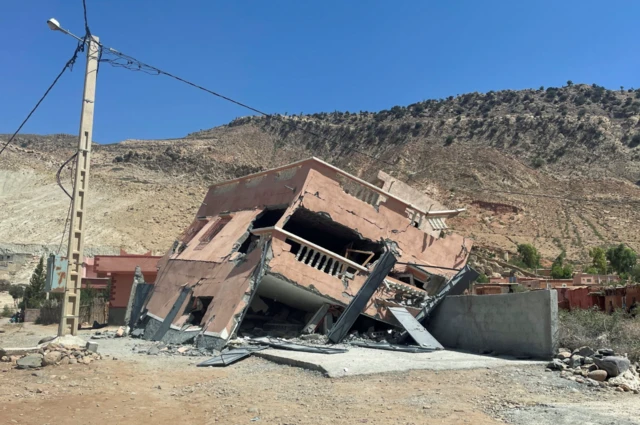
(137, 342, 213, 357)
(1, 341, 102, 369)
(547, 346, 640, 393)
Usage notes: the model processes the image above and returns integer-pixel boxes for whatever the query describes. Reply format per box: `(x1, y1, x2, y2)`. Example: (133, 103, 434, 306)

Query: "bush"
(1, 305, 13, 318)
(559, 308, 640, 362)
(516, 243, 541, 268)
(630, 134, 640, 148)
(476, 273, 489, 283)
(444, 135, 455, 146)
(531, 157, 544, 168)
(8, 285, 24, 300)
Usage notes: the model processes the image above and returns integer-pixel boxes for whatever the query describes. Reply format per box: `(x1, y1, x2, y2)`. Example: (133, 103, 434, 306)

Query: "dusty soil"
(1, 322, 640, 425)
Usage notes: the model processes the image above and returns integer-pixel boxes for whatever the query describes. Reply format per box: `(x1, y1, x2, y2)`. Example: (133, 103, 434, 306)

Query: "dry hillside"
(2, 84, 640, 269)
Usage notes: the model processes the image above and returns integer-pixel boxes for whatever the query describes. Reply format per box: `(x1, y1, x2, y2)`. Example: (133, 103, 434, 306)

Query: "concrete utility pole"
(47, 19, 100, 336)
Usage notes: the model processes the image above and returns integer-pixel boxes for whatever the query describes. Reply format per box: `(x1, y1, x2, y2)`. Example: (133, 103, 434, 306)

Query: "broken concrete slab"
(198, 346, 267, 367)
(0, 347, 39, 358)
(349, 341, 434, 353)
(388, 306, 443, 350)
(248, 337, 348, 354)
(254, 347, 543, 378)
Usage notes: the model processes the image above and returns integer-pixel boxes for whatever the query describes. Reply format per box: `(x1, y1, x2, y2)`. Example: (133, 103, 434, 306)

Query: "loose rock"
(594, 356, 630, 378)
(587, 370, 607, 382)
(17, 354, 43, 369)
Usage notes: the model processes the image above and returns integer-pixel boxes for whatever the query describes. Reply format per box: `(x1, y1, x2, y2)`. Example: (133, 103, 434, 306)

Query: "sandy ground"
(1, 322, 640, 425)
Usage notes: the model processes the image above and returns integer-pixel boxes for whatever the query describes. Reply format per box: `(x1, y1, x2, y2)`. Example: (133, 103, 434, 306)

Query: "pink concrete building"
(142, 158, 473, 349)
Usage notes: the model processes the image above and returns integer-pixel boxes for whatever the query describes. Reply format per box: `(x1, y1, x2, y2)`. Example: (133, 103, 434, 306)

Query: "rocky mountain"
(2, 83, 640, 270)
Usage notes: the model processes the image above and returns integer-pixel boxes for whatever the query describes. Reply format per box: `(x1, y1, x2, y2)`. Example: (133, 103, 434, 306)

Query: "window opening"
(184, 296, 213, 326)
(195, 216, 232, 250)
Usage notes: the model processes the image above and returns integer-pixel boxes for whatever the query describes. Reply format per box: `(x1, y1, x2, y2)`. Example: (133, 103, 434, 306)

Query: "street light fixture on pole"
(47, 18, 100, 336)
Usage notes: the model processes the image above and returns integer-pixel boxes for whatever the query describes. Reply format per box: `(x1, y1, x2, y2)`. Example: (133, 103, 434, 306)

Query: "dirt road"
(1, 323, 640, 425)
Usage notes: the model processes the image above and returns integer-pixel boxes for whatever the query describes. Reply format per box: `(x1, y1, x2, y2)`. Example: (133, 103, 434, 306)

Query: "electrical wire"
(0, 42, 85, 156)
(56, 152, 78, 199)
(97, 46, 395, 167)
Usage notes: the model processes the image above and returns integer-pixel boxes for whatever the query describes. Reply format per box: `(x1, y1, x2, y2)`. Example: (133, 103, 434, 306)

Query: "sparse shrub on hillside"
(566, 80, 574, 87)
(531, 157, 545, 168)
(631, 134, 640, 148)
(444, 135, 455, 146)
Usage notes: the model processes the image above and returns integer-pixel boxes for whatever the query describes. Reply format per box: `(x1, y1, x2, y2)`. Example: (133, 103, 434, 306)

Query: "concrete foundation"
(255, 347, 542, 378)
(427, 290, 558, 359)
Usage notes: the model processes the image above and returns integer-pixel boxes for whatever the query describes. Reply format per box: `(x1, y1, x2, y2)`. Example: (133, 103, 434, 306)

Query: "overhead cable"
(0, 42, 85, 155)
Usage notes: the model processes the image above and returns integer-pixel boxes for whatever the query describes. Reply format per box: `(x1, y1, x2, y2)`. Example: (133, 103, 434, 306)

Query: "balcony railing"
(251, 226, 368, 279)
(336, 175, 384, 208)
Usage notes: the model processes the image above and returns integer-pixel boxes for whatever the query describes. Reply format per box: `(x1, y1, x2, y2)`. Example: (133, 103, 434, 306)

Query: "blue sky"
(1, 0, 638, 143)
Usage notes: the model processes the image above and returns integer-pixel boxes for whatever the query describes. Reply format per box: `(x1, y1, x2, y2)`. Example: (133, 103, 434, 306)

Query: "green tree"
(588, 247, 608, 274)
(22, 256, 46, 309)
(567, 80, 574, 87)
(606, 244, 638, 275)
(551, 251, 573, 278)
(631, 264, 640, 283)
(8, 285, 24, 301)
(517, 243, 541, 269)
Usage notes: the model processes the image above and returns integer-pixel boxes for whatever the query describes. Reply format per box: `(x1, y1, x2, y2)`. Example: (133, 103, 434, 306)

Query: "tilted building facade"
(142, 158, 473, 348)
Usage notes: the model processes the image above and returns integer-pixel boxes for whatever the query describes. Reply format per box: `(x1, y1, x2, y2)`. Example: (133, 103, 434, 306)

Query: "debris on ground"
(547, 346, 640, 393)
(1, 342, 103, 369)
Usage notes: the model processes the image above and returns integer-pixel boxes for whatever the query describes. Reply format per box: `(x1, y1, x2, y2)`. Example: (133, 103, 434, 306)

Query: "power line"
(56, 152, 78, 199)
(0, 43, 85, 156)
(97, 45, 396, 167)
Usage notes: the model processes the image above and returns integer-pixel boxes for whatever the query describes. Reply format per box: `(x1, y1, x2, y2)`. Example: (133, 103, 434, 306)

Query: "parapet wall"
(427, 290, 558, 359)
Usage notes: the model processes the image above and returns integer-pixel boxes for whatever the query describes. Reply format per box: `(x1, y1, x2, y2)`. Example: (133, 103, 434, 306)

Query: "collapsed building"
(139, 158, 474, 350)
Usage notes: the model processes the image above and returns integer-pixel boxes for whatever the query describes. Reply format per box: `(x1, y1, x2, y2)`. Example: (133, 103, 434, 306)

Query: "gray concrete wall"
(427, 290, 558, 359)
